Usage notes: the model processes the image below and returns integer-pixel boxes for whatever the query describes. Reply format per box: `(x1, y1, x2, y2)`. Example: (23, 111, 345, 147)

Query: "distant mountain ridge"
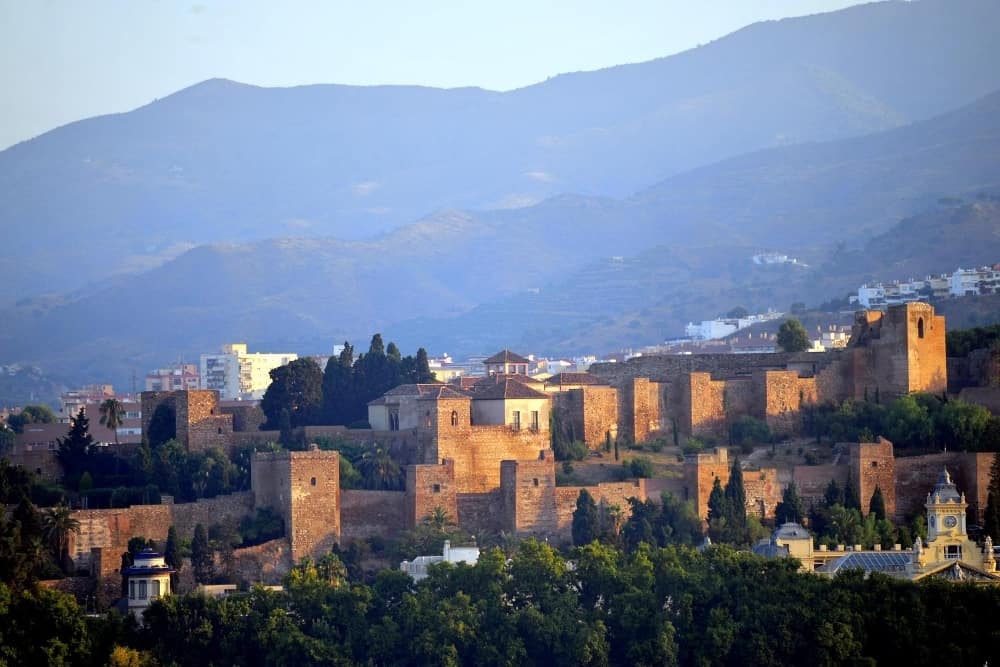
(3, 84, 1000, 387)
(3, 0, 1000, 299)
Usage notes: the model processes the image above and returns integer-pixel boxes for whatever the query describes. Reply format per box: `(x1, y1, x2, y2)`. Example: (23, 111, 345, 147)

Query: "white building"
(684, 310, 784, 341)
(400, 540, 480, 581)
(200, 343, 297, 400)
(122, 550, 174, 618)
(950, 266, 1000, 297)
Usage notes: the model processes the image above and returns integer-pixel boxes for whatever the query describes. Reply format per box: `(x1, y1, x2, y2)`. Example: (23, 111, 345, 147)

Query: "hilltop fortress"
(63, 302, 999, 582)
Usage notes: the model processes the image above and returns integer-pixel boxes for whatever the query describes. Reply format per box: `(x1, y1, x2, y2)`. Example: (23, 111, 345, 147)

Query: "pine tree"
(57, 407, 95, 486)
(572, 489, 599, 546)
(869, 485, 887, 521)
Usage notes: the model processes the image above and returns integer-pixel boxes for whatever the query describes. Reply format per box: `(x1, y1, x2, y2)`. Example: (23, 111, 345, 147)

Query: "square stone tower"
(252, 449, 340, 563)
(849, 302, 946, 399)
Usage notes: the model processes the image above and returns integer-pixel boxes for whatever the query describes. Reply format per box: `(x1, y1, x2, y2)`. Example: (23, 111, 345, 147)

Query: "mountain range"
(2, 0, 1000, 398)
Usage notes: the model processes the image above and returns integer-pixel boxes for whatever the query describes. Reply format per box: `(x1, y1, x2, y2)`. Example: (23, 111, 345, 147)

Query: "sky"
(0, 0, 872, 151)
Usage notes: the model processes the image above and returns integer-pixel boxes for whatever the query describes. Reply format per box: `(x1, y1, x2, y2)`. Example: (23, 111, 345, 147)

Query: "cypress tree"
(844, 475, 862, 511)
(322, 342, 355, 424)
(414, 348, 433, 383)
(572, 489, 599, 546)
(707, 477, 728, 523)
(164, 526, 181, 570)
(869, 485, 887, 521)
(775, 481, 805, 525)
(824, 479, 843, 508)
(724, 458, 747, 527)
(191, 523, 213, 584)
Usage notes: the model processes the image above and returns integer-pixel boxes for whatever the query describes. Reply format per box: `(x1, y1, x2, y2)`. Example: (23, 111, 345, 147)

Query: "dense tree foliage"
(7, 541, 1000, 666)
(261, 358, 324, 429)
(774, 481, 805, 525)
(327, 335, 435, 426)
(804, 393, 1000, 451)
(946, 323, 1000, 357)
(5, 404, 56, 433)
(776, 318, 811, 352)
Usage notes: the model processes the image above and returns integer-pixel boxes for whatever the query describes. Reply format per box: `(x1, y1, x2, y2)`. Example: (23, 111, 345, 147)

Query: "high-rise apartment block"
(199, 343, 297, 400)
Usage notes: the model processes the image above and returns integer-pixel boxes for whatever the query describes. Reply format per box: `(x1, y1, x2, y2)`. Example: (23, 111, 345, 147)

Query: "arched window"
(450, 410, 458, 427)
(917, 317, 925, 339)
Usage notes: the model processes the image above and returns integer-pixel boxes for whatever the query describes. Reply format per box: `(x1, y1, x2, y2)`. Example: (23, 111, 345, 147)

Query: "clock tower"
(910, 468, 996, 576)
(925, 468, 966, 543)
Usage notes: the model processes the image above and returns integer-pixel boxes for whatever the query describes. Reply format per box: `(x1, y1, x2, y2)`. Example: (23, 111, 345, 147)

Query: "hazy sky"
(0, 0, 871, 150)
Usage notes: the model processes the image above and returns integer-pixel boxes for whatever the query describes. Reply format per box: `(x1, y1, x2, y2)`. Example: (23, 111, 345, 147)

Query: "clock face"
(944, 515, 958, 529)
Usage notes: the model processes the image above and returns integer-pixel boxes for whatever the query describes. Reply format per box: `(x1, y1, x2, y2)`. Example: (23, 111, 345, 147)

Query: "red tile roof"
(471, 379, 548, 400)
(483, 349, 530, 365)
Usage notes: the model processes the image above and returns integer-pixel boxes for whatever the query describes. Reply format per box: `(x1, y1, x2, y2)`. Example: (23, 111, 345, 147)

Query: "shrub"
(623, 457, 655, 478)
(553, 439, 589, 462)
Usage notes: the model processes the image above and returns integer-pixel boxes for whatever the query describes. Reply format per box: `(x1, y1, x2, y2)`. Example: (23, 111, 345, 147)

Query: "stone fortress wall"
(50, 302, 1000, 584)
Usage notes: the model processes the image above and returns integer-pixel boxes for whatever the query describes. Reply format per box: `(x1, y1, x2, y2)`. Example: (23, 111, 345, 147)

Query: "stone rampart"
(793, 464, 849, 509)
(69, 492, 254, 573)
(621, 378, 662, 444)
(894, 452, 991, 522)
(436, 426, 547, 494)
(253, 450, 341, 563)
(405, 461, 457, 529)
(851, 439, 897, 518)
(233, 538, 292, 585)
(457, 491, 505, 534)
(553, 386, 619, 449)
(341, 490, 407, 540)
(589, 353, 800, 386)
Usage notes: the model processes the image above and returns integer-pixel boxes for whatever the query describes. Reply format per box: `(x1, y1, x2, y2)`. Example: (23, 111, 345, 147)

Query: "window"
(151, 580, 160, 599)
(129, 580, 135, 600)
(945, 545, 962, 560)
(532, 478, 539, 487)
(512, 411, 521, 431)
(139, 580, 147, 600)
(450, 410, 458, 427)
(530, 411, 539, 431)
(917, 317, 925, 339)
(310, 477, 317, 486)
(433, 484, 441, 493)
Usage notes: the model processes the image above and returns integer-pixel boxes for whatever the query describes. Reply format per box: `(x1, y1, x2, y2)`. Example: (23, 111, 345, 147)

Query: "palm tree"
(43, 503, 80, 571)
(358, 444, 402, 490)
(99, 398, 125, 446)
(426, 505, 451, 531)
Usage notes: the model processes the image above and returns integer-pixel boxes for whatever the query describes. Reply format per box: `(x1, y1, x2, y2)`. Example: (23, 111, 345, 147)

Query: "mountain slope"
(3, 0, 1000, 299)
(3, 88, 1000, 385)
